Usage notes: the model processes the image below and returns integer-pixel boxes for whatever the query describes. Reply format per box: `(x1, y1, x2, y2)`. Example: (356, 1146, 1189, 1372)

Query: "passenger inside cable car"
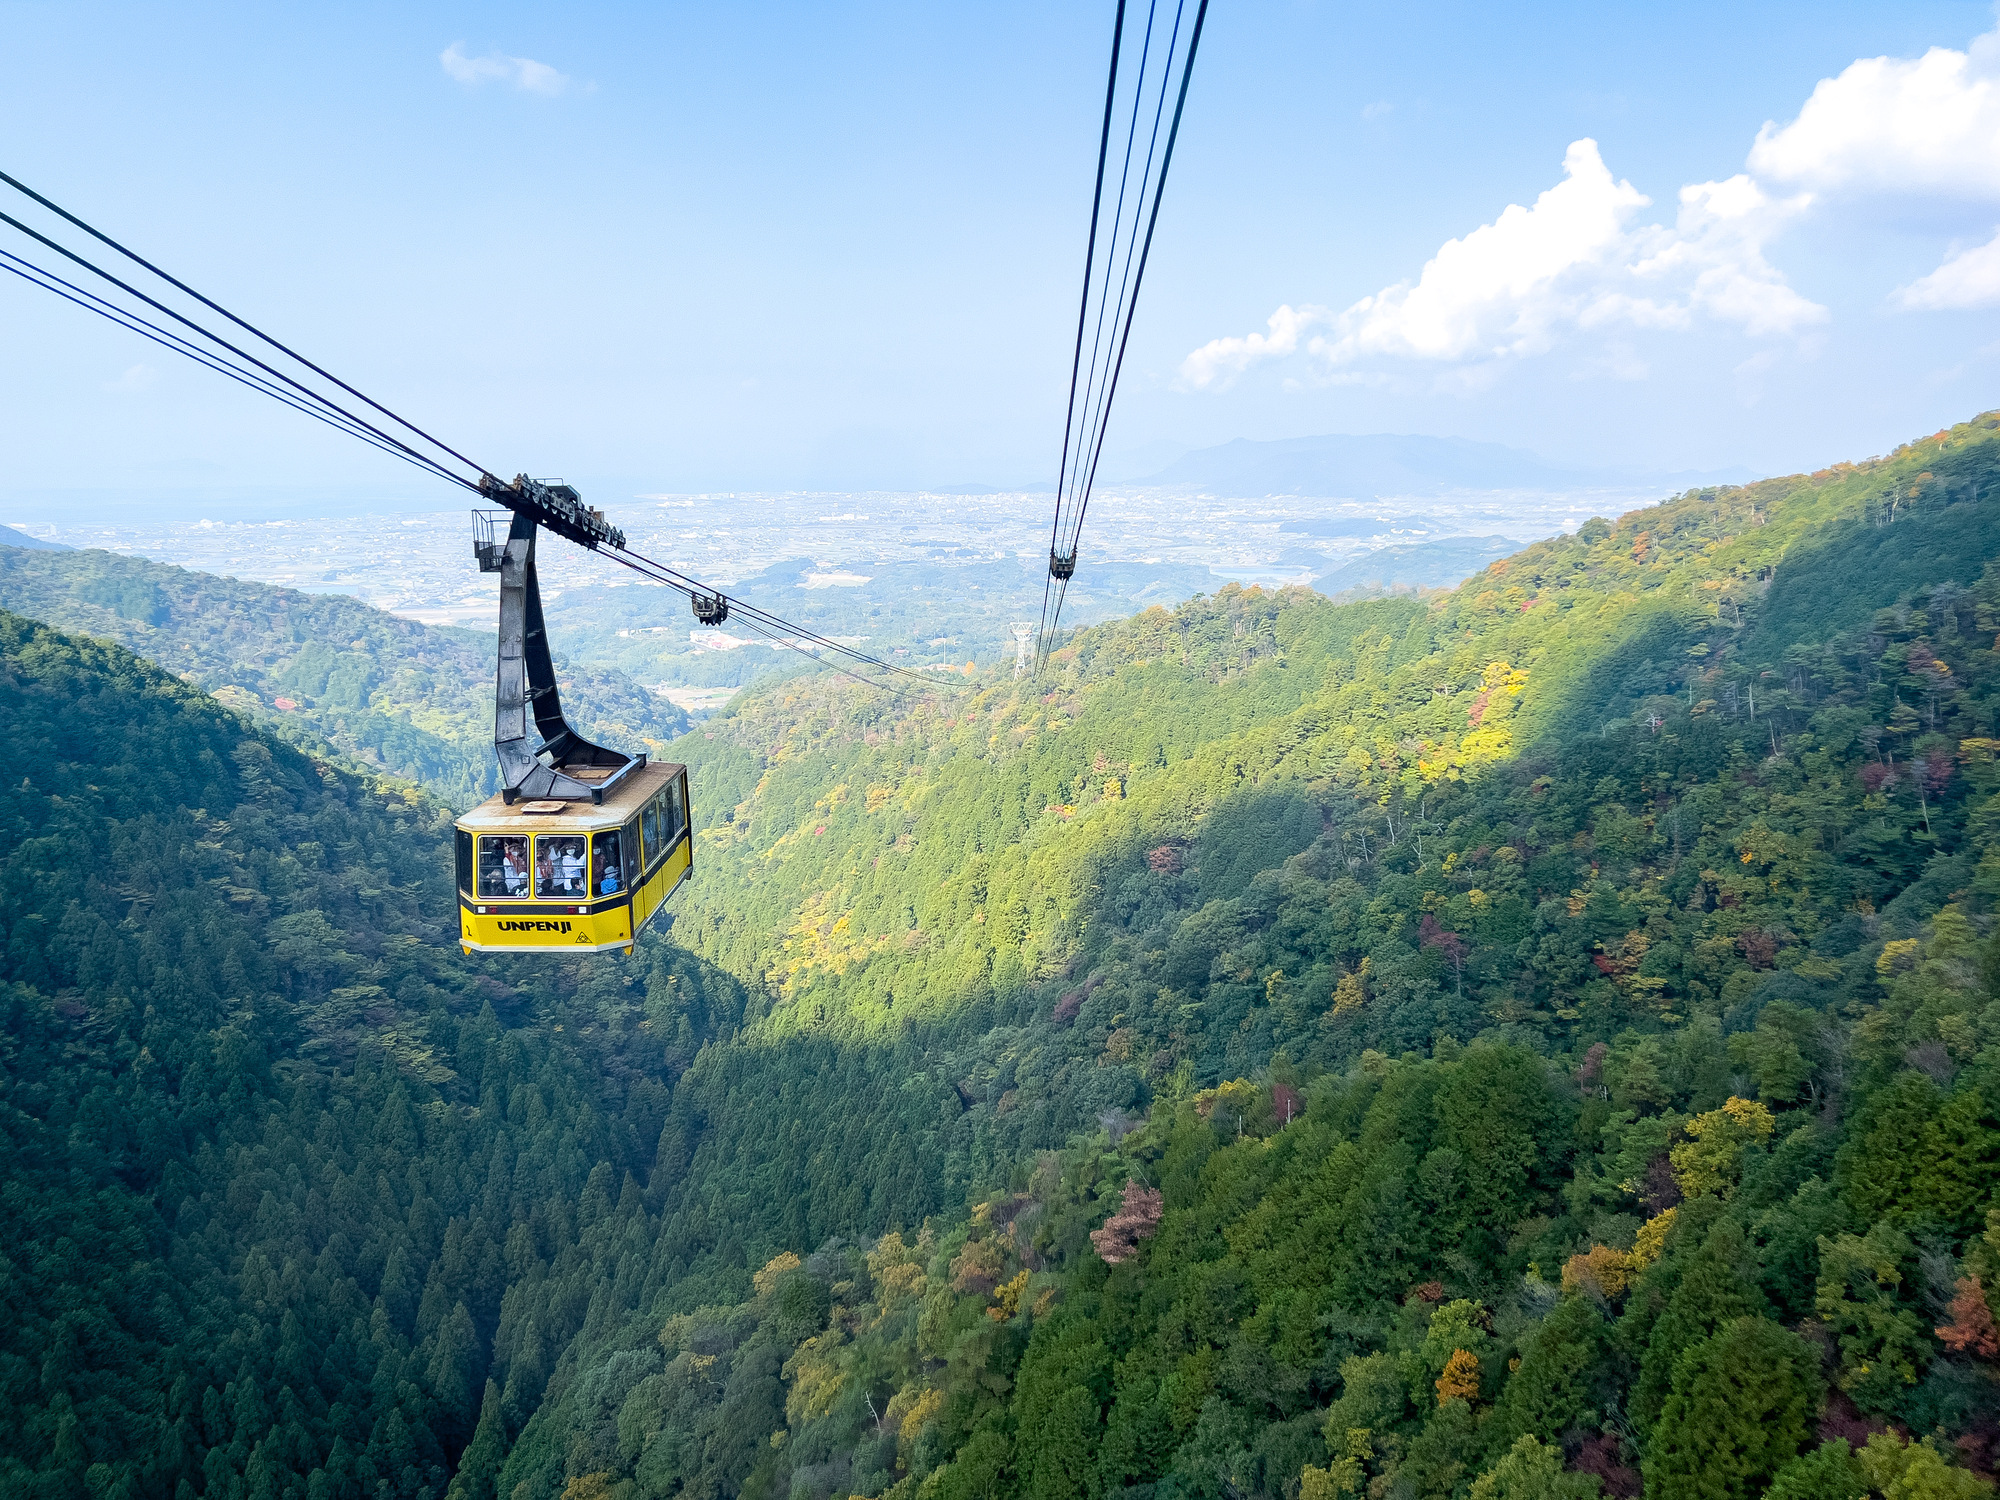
(593, 829, 623, 895)
(477, 834, 530, 897)
(537, 835, 587, 897)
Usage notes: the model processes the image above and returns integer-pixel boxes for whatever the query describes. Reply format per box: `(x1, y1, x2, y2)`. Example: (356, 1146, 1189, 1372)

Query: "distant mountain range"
(1306, 535, 1522, 594)
(1127, 432, 1756, 497)
(0, 524, 68, 551)
(946, 432, 1755, 499)
(925, 481, 1057, 496)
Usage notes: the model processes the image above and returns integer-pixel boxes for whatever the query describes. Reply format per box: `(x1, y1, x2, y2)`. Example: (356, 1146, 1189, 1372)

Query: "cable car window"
(647, 793, 670, 865)
(536, 835, 588, 898)
(666, 776, 686, 839)
(622, 818, 643, 888)
(641, 798, 660, 867)
(478, 835, 530, 897)
(592, 830, 624, 896)
(456, 829, 474, 894)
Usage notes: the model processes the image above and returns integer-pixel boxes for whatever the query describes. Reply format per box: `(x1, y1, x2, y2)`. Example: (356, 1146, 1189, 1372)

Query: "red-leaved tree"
(1090, 1181, 1164, 1265)
(1272, 1082, 1301, 1126)
(1937, 1276, 2000, 1358)
(1419, 914, 1469, 992)
(1578, 1042, 1610, 1086)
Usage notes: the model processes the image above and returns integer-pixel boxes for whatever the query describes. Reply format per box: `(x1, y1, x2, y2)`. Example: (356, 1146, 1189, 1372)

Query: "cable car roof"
(456, 760, 686, 835)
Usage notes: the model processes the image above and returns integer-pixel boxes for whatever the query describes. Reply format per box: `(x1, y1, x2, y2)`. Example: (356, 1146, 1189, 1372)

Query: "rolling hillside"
(522, 411, 2000, 1496)
(0, 543, 688, 805)
(4, 412, 2000, 1500)
(0, 607, 744, 1500)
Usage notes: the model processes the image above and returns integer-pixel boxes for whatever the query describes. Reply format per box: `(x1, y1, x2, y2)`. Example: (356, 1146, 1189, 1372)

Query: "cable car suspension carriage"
(456, 474, 690, 955)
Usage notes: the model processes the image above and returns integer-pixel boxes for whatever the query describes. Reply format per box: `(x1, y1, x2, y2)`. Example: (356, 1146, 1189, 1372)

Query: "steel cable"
(1036, 0, 1163, 673)
(0, 205, 482, 489)
(1062, 0, 1167, 549)
(0, 250, 478, 490)
(0, 174, 937, 694)
(1041, 0, 1132, 663)
(1040, 0, 1170, 671)
(0, 169, 490, 480)
(1036, 0, 1210, 674)
(1071, 0, 1208, 537)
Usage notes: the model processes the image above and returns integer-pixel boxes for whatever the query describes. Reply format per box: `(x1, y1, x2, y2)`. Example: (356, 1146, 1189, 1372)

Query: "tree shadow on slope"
(1189, 782, 1323, 904)
(1518, 603, 1708, 749)
(1747, 484, 2000, 661)
(1528, 467, 2000, 749)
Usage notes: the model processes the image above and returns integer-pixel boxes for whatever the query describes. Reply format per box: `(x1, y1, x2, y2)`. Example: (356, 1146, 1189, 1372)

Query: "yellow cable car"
(455, 761, 691, 954)
(455, 488, 696, 955)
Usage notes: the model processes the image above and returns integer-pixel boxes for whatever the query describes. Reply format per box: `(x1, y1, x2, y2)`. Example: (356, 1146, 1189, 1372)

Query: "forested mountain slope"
(666, 412, 2000, 1055)
(6, 410, 2000, 1500)
(513, 412, 2000, 1498)
(0, 611, 734, 1500)
(0, 544, 687, 806)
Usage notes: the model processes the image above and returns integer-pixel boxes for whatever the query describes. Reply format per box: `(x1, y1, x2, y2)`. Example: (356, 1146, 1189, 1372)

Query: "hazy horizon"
(6, 1, 1999, 511)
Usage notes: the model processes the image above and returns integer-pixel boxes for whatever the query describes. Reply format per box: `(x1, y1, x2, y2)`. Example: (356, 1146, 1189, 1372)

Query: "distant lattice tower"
(1011, 623, 1035, 677)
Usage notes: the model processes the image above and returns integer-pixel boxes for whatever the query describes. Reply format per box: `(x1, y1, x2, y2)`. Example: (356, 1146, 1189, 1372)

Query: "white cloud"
(1180, 140, 1821, 389)
(1749, 32, 2000, 198)
(1180, 303, 1323, 390)
(1188, 24, 2000, 388)
(1636, 174, 1822, 337)
(103, 363, 156, 393)
(1749, 25, 2000, 301)
(1314, 140, 1653, 366)
(440, 42, 572, 96)
(1897, 227, 2000, 309)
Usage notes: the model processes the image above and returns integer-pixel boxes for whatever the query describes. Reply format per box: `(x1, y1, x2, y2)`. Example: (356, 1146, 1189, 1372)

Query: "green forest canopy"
(4, 411, 2000, 1500)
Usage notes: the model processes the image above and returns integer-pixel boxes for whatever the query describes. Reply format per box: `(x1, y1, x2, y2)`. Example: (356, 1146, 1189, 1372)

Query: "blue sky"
(3, 0, 1998, 515)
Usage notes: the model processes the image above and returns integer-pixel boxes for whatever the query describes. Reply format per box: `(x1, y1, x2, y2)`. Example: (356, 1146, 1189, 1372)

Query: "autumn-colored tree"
(988, 1269, 1032, 1322)
(1669, 1098, 1776, 1198)
(754, 1251, 804, 1295)
(1090, 1181, 1164, 1264)
(1936, 1275, 2000, 1358)
(1629, 1208, 1677, 1272)
(1561, 1245, 1632, 1301)
(949, 1237, 1006, 1295)
(1272, 1081, 1302, 1125)
(868, 1229, 928, 1315)
(1436, 1348, 1482, 1406)
(1331, 962, 1369, 1017)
